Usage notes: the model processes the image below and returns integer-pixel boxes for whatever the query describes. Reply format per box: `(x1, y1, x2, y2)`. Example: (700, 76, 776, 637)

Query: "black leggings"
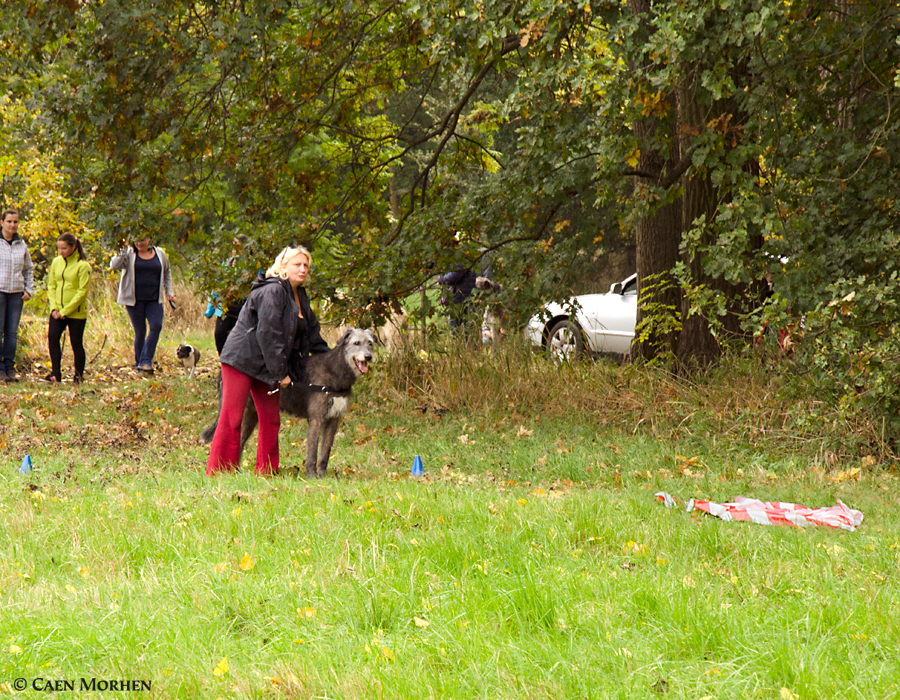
(48, 316, 87, 381)
(214, 299, 245, 355)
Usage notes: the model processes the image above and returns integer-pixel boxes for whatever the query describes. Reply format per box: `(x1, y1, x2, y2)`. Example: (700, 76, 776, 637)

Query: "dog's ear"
(337, 328, 354, 346)
(365, 330, 378, 347)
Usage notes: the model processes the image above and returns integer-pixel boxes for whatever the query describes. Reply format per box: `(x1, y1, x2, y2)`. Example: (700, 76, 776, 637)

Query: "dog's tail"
(199, 419, 218, 443)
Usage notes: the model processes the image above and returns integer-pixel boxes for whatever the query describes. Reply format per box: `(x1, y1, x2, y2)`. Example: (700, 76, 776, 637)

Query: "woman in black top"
(110, 236, 175, 373)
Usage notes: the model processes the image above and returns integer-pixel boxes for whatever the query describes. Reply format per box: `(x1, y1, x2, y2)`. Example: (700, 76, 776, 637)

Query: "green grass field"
(1, 338, 898, 699)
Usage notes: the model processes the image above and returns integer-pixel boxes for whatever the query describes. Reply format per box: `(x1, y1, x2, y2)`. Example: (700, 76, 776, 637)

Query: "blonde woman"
(207, 246, 329, 476)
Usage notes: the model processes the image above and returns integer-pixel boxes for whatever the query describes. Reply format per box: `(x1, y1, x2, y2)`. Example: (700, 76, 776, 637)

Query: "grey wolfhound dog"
(201, 328, 376, 477)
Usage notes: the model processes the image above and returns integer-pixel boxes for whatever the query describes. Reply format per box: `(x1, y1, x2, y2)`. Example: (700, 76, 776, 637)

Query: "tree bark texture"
(628, 0, 683, 360)
(676, 65, 761, 371)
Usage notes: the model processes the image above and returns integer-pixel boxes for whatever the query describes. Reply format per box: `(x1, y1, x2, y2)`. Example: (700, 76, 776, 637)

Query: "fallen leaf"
(212, 657, 229, 677)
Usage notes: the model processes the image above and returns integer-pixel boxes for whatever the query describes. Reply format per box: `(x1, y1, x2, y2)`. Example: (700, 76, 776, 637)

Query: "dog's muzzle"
(355, 356, 371, 374)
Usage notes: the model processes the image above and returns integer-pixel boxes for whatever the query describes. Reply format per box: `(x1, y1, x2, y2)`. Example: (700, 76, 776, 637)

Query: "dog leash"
(307, 383, 352, 397)
(268, 382, 352, 397)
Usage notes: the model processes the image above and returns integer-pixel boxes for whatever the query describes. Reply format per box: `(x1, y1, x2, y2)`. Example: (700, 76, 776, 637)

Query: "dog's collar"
(307, 383, 352, 397)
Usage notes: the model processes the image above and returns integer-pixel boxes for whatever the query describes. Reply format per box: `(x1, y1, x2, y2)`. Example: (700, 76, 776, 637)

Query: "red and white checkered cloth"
(655, 492, 864, 532)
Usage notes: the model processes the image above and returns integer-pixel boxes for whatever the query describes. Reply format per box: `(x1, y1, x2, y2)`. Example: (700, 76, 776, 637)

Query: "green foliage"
(0, 98, 100, 274)
(634, 271, 681, 355)
(795, 275, 900, 444)
(4, 0, 900, 436)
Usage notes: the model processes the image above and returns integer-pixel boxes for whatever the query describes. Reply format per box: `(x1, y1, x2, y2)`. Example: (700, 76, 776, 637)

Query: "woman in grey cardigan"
(110, 235, 175, 374)
(0, 209, 34, 382)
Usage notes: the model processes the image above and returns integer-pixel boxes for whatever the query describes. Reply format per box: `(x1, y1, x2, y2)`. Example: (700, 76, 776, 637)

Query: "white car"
(524, 274, 637, 359)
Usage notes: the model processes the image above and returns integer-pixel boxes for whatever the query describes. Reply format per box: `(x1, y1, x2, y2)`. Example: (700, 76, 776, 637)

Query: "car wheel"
(547, 319, 586, 361)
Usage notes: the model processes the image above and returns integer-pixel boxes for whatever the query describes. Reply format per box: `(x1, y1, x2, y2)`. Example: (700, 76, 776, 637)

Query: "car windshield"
(623, 278, 637, 296)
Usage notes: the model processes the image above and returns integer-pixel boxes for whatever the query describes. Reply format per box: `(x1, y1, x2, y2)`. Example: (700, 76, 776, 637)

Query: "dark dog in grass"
(200, 328, 376, 478)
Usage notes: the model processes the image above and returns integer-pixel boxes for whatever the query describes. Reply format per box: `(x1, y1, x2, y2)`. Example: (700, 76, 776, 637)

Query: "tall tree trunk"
(676, 74, 721, 369)
(633, 178, 682, 359)
(676, 65, 760, 371)
(629, 0, 683, 360)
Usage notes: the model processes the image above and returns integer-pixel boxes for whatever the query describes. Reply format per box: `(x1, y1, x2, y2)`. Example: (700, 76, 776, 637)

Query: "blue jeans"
(126, 300, 164, 367)
(0, 292, 25, 374)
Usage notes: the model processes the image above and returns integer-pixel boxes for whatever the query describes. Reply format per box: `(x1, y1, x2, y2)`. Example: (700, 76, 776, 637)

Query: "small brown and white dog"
(176, 344, 201, 378)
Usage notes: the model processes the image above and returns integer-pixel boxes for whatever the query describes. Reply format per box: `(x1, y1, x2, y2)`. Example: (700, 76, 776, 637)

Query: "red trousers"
(206, 363, 281, 476)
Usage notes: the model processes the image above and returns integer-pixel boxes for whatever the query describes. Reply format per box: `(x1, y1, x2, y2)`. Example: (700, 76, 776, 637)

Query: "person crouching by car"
(206, 245, 329, 477)
(45, 233, 91, 383)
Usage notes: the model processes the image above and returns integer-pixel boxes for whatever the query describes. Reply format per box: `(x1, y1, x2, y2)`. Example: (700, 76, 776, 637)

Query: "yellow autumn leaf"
(413, 617, 430, 628)
(298, 607, 316, 619)
(381, 646, 396, 661)
(212, 657, 229, 677)
(239, 553, 255, 571)
(780, 688, 797, 700)
(78, 566, 90, 578)
(65, 584, 77, 595)
(8, 644, 22, 655)
(624, 541, 648, 555)
(213, 562, 227, 574)
(626, 150, 640, 168)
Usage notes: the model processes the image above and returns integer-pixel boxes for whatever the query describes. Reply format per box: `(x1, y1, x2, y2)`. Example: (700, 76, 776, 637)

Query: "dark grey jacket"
(219, 275, 329, 387)
(438, 264, 477, 306)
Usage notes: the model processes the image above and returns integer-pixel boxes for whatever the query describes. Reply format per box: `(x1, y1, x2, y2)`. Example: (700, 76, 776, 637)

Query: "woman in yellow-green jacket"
(45, 233, 91, 383)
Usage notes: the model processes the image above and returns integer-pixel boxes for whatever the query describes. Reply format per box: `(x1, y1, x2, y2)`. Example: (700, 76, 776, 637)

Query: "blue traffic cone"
(412, 455, 424, 477)
(19, 454, 32, 474)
